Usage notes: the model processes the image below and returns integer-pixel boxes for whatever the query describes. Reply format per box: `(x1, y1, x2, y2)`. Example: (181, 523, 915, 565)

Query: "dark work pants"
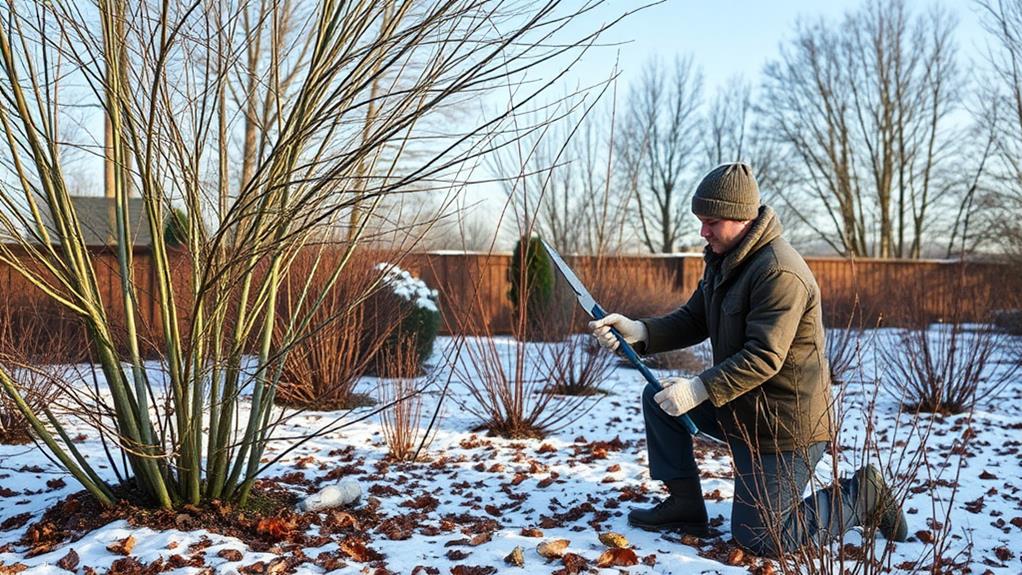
(641, 383, 864, 557)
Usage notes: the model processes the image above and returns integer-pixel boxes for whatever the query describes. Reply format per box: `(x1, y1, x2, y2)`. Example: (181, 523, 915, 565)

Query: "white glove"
(299, 479, 361, 512)
(588, 313, 647, 351)
(654, 376, 709, 416)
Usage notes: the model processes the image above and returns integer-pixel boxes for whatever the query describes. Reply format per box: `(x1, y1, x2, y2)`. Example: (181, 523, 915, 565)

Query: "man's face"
(698, 216, 754, 255)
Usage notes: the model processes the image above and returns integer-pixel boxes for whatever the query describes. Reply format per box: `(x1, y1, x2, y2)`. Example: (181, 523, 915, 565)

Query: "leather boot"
(627, 477, 709, 535)
(853, 465, 908, 542)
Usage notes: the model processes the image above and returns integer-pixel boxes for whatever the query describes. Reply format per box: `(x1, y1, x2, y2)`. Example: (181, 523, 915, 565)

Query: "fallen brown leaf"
(450, 567, 496, 575)
(557, 553, 588, 574)
(56, 549, 79, 572)
(597, 532, 629, 549)
(107, 557, 149, 575)
(314, 551, 347, 571)
(469, 531, 492, 546)
(504, 546, 525, 567)
(596, 548, 638, 568)
(217, 549, 243, 562)
(107, 535, 136, 556)
(727, 547, 745, 565)
(328, 510, 360, 530)
(537, 539, 570, 559)
(339, 537, 383, 562)
(519, 527, 543, 538)
(994, 546, 1014, 562)
(256, 517, 296, 539)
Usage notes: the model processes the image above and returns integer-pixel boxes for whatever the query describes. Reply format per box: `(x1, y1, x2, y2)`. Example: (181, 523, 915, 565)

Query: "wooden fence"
(1, 248, 1019, 358)
(401, 252, 1022, 334)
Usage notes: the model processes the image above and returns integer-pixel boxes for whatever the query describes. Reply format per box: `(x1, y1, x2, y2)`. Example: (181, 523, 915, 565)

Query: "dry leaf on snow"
(537, 539, 570, 558)
(504, 545, 525, 567)
(107, 535, 136, 556)
(596, 548, 638, 568)
(469, 531, 492, 546)
(597, 532, 629, 549)
(56, 549, 79, 572)
(727, 547, 745, 565)
(557, 553, 589, 574)
(217, 549, 243, 562)
(519, 527, 543, 538)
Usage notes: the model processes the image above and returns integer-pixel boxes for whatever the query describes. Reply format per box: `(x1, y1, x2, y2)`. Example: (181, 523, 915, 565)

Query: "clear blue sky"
(555, 0, 988, 96)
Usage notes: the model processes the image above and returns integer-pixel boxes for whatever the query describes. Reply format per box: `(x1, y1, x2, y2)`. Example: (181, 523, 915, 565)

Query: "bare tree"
(975, 0, 1022, 264)
(235, 0, 315, 194)
(492, 88, 632, 255)
(703, 76, 804, 243)
(617, 56, 703, 253)
(761, 0, 963, 258)
(705, 76, 752, 166)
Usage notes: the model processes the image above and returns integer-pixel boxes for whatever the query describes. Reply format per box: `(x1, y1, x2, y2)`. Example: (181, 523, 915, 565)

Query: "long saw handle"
(591, 304, 700, 436)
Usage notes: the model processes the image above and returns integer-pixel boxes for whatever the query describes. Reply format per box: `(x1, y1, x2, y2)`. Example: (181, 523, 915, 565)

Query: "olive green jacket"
(640, 206, 833, 452)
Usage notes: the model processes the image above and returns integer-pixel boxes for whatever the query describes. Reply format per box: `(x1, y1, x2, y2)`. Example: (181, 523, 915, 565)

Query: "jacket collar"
(705, 205, 782, 288)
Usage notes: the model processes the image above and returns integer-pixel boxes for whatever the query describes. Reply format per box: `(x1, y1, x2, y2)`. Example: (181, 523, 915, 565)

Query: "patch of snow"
(1, 327, 1020, 573)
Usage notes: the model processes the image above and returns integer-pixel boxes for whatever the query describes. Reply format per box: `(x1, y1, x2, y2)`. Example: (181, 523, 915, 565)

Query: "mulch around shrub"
(15, 479, 382, 558)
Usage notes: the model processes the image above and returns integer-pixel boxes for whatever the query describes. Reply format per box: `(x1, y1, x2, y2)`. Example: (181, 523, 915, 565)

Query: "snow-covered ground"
(1, 329, 1020, 574)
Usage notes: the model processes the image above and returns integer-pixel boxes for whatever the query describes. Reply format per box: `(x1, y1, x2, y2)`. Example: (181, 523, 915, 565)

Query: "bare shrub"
(879, 259, 1020, 414)
(826, 298, 869, 385)
(0, 305, 67, 444)
(439, 271, 596, 438)
(882, 322, 1019, 414)
(273, 251, 400, 410)
(377, 337, 440, 462)
(536, 334, 616, 396)
(590, 261, 689, 320)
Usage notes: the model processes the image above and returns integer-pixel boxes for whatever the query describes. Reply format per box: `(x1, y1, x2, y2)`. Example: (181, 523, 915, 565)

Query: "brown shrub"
(272, 250, 403, 410)
(438, 272, 596, 439)
(881, 264, 1021, 414)
(0, 304, 67, 444)
(586, 261, 688, 322)
(377, 336, 439, 461)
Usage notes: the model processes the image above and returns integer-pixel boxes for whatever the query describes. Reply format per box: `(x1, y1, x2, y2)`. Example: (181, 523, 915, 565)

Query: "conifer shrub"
(163, 207, 189, 248)
(370, 263, 440, 378)
(508, 235, 556, 340)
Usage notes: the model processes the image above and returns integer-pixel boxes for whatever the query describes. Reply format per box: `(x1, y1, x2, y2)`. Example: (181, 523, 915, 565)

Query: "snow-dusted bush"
(372, 263, 440, 377)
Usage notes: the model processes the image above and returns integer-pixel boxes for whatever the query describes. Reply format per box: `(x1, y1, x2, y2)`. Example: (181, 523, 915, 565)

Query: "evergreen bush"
(163, 207, 189, 248)
(508, 235, 556, 340)
(372, 263, 440, 377)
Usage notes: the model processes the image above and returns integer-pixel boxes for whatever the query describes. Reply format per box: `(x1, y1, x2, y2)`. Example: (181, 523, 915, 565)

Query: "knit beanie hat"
(691, 162, 760, 221)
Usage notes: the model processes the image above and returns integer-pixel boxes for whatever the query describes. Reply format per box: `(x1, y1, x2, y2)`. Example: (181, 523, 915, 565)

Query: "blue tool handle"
(591, 304, 700, 436)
